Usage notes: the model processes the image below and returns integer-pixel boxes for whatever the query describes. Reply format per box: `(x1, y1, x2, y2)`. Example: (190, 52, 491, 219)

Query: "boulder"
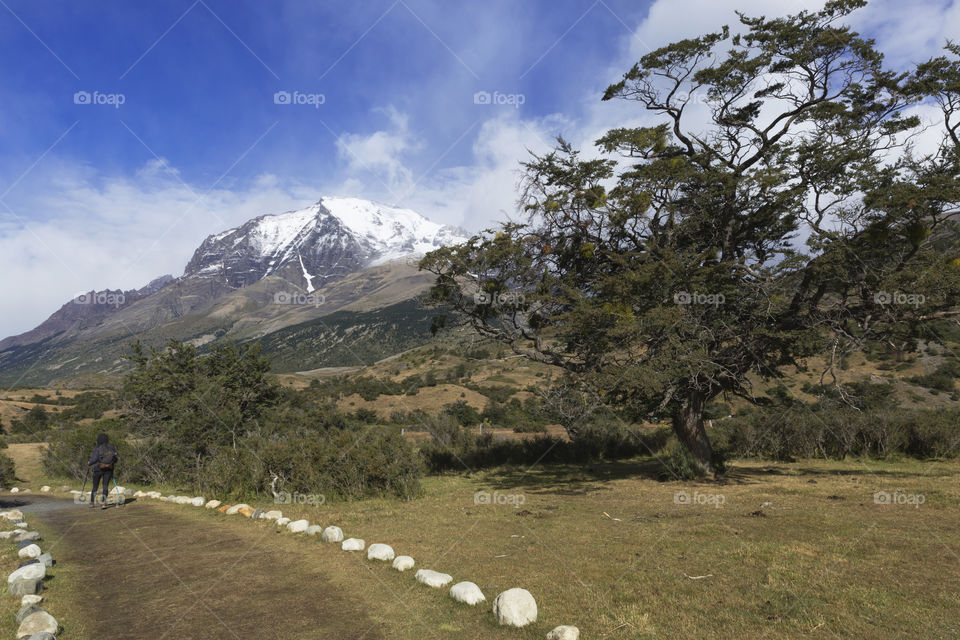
(147, 491, 163, 499)
(251, 509, 265, 520)
(8, 578, 43, 597)
(546, 625, 580, 640)
(449, 581, 485, 605)
(218, 505, 231, 513)
(275, 517, 290, 526)
(11, 487, 19, 493)
(492, 588, 537, 627)
(174, 496, 191, 505)
(40, 487, 50, 493)
(37, 554, 53, 569)
(321, 527, 343, 543)
(18, 544, 41, 559)
(341, 538, 365, 552)
(392, 556, 415, 572)
(1, 509, 24, 520)
(23, 634, 56, 640)
(237, 506, 256, 518)
(16, 603, 43, 623)
(415, 569, 453, 588)
(9, 563, 46, 583)
(305, 525, 323, 536)
(225, 504, 250, 516)
(16, 610, 58, 638)
(20, 594, 42, 606)
(366, 543, 395, 562)
(190, 496, 205, 507)
(204, 500, 221, 509)
(134, 490, 146, 498)
(263, 510, 283, 521)
(286, 519, 309, 533)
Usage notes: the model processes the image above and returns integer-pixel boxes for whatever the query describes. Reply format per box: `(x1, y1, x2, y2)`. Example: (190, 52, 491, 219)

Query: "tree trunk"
(671, 388, 716, 477)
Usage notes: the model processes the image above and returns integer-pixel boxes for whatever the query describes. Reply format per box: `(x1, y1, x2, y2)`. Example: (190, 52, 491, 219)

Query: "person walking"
(88, 433, 118, 509)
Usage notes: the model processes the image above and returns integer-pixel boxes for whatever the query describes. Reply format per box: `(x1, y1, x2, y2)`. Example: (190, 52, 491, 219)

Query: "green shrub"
(43, 420, 133, 481)
(0, 453, 15, 486)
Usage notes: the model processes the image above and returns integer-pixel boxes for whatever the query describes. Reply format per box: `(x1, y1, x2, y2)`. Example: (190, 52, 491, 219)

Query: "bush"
(43, 420, 133, 481)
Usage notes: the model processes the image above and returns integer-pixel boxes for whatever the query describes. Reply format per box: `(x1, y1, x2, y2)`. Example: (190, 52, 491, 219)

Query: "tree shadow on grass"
(479, 457, 674, 495)
(722, 459, 960, 484)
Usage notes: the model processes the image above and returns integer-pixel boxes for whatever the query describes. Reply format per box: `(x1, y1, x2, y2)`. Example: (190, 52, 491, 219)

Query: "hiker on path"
(88, 433, 118, 509)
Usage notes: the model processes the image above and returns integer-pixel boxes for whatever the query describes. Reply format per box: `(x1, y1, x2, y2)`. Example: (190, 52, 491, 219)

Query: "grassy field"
(11, 455, 957, 639)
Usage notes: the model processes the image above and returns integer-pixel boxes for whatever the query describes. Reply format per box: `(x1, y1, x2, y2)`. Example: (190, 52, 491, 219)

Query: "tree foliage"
(421, 0, 960, 475)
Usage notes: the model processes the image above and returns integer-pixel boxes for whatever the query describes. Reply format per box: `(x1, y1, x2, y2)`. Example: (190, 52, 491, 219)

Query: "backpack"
(96, 444, 117, 470)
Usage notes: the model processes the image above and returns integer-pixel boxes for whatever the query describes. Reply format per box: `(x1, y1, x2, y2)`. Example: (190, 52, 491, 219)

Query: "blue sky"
(0, 0, 957, 338)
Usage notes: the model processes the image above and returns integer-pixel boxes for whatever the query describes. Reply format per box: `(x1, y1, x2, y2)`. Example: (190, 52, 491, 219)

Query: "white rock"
(190, 496, 205, 507)
(492, 588, 538, 627)
(20, 594, 42, 606)
(147, 491, 163, 499)
(392, 555, 415, 572)
(263, 510, 282, 521)
(15, 522, 28, 529)
(342, 538, 365, 552)
(276, 517, 291, 527)
(415, 569, 453, 588)
(204, 500, 221, 509)
(225, 504, 250, 515)
(367, 543, 395, 561)
(547, 625, 580, 640)
(286, 519, 309, 533)
(68, 490, 81, 496)
(174, 496, 191, 505)
(321, 526, 343, 543)
(305, 525, 323, 536)
(134, 490, 146, 498)
(449, 581, 485, 605)
(8, 563, 45, 584)
(16, 610, 58, 638)
(40, 486, 50, 493)
(17, 544, 41, 559)
(10, 487, 19, 493)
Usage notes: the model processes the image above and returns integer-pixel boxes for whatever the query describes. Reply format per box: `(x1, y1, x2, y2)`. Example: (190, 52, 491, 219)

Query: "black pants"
(91, 468, 113, 502)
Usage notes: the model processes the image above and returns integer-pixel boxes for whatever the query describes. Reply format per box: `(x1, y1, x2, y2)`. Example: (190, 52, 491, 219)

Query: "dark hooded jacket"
(88, 433, 118, 470)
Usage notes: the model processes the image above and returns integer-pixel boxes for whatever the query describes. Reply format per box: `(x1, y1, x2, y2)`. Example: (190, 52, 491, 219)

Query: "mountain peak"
(183, 197, 466, 291)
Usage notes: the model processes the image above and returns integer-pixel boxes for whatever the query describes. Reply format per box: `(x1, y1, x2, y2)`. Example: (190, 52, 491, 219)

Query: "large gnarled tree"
(421, 0, 960, 475)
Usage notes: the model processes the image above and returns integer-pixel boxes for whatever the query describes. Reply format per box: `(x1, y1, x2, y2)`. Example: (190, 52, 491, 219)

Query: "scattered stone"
(20, 594, 42, 606)
(205, 500, 221, 509)
(39, 487, 50, 493)
(341, 538, 365, 552)
(13, 531, 41, 542)
(218, 505, 231, 513)
(147, 491, 163, 499)
(305, 525, 323, 536)
(392, 556, 415, 572)
(16, 603, 43, 623)
(415, 569, 453, 588)
(0, 531, 17, 539)
(286, 519, 309, 533)
(174, 496, 191, 505)
(59, 486, 71, 493)
(134, 490, 146, 498)
(18, 544, 41, 559)
(449, 581, 485, 605)
(37, 554, 53, 569)
(238, 506, 256, 518)
(16, 610, 58, 638)
(1, 509, 24, 520)
(225, 504, 250, 516)
(124, 488, 135, 496)
(190, 496, 205, 507)
(8, 578, 43, 597)
(250, 509, 265, 520)
(321, 527, 343, 543)
(492, 588, 537, 627)
(11, 487, 19, 493)
(275, 517, 290, 526)
(366, 543, 395, 562)
(263, 510, 282, 521)
(546, 625, 580, 640)
(9, 563, 46, 583)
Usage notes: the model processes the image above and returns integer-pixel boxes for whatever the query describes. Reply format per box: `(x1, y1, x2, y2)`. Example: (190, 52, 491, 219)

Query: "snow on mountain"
(183, 197, 467, 290)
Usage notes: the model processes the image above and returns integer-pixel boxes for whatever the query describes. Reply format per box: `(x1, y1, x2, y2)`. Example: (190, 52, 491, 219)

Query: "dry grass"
(5, 442, 46, 483)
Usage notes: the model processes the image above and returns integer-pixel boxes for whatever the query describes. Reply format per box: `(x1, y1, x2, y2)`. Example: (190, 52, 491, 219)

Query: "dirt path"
(11, 495, 384, 640)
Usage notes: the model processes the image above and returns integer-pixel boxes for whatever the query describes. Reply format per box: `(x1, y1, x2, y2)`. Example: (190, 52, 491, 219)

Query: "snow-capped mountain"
(184, 197, 467, 292)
